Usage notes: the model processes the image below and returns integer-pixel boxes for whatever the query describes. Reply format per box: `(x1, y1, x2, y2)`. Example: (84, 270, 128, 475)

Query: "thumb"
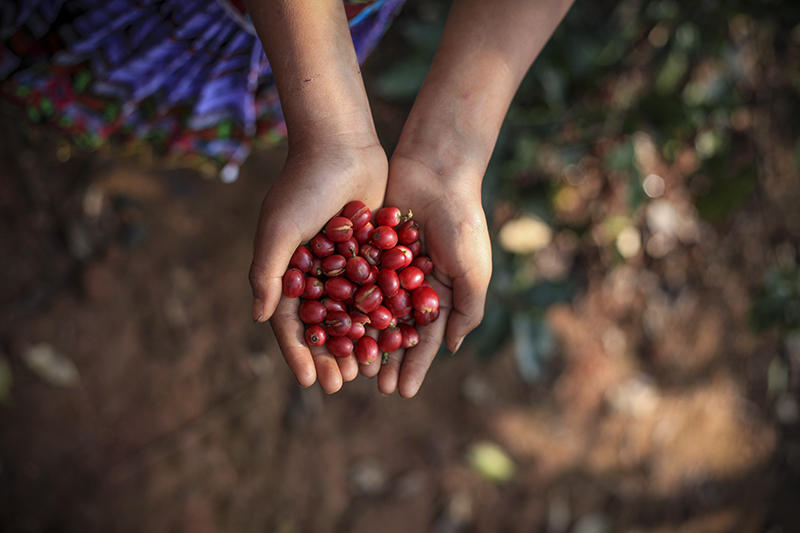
(249, 205, 302, 323)
(445, 264, 491, 353)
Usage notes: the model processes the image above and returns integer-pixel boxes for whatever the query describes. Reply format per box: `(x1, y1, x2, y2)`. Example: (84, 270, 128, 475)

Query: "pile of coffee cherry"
(281, 201, 440, 364)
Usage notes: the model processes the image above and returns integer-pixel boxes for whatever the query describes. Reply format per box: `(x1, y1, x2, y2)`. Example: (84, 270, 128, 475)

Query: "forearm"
(245, 0, 378, 150)
(395, 0, 574, 181)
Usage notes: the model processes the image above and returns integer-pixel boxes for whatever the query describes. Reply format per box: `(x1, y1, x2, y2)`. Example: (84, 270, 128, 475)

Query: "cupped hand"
(365, 154, 492, 398)
(249, 142, 387, 393)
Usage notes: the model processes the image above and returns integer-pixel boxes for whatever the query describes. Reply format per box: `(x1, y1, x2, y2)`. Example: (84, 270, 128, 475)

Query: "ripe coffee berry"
(336, 238, 359, 258)
(321, 254, 346, 277)
(399, 324, 419, 348)
(321, 297, 346, 313)
(299, 300, 327, 324)
(364, 265, 379, 285)
(325, 277, 355, 301)
(305, 325, 327, 347)
(355, 336, 379, 364)
(372, 226, 398, 250)
(345, 256, 370, 284)
(302, 276, 324, 299)
(341, 200, 371, 229)
(353, 284, 383, 313)
(382, 246, 413, 270)
(347, 320, 366, 340)
(325, 216, 354, 242)
(377, 269, 400, 298)
(290, 246, 313, 273)
(407, 240, 422, 258)
(397, 220, 419, 245)
(310, 234, 335, 258)
(412, 286, 440, 314)
(353, 222, 374, 244)
(414, 307, 440, 326)
(376, 206, 402, 228)
(368, 305, 394, 330)
(310, 257, 324, 277)
(328, 335, 353, 358)
(282, 268, 305, 298)
(399, 266, 424, 291)
(359, 243, 381, 266)
(379, 326, 403, 353)
(325, 311, 352, 337)
(412, 256, 434, 275)
(386, 289, 412, 317)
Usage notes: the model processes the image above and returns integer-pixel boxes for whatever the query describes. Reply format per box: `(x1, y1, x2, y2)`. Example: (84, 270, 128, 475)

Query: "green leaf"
(467, 442, 515, 483)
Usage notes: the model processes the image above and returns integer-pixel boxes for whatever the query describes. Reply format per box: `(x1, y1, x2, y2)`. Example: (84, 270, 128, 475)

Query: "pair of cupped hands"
(248, 135, 492, 398)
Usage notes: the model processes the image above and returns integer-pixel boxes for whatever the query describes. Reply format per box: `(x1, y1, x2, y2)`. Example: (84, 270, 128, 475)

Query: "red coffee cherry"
(407, 240, 422, 258)
(325, 277, 355, 301)
(305, 325, 327, 347)
(376, 206, 402, 228)
(325, 216, 354, 242)
(412, 286, 440, 313)
(336, 237, 359, 258)
(399, 266, 424, 291)
(413, 307, 440, 326)
(302, 276, 324, 299)
(397, 220, 419, 245)
(379, 326, 403, 353)
(381, 245, 413, 270)
(290, 245, 313, 272)
(353, 284, 383, 313)
(353, 221, 374, 245)
(359, 243, 381, 266)
(325, 311, 352, 337)
(310, 234, 335, 258)
(322, 254, 346, 277)
(355, 336, 379, 364)
(386, 289, 412, 318)
(321, 297, 346, 313)
(299, 300, 327, 324)
(342, 200, 371, 229)
(310, 257, 324, 277)
(347, 321, 366, 340)
(282, 268, 304, 298)
(371, 226, 398, 250)
(377, 269, 400, 298)
(368, 305, 394, 330)
(412, 256, 434, 275)
(345, 256, 371, 284)
(399, 324, 419, 348)
(363, 265, 379, 285)
(328, 335, 354, 358)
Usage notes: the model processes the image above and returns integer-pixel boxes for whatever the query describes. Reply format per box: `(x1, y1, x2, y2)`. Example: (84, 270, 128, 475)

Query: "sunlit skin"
(246, 0, 573, 395)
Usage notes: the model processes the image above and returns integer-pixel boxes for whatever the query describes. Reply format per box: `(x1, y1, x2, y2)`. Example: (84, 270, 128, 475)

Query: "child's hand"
(250, 142, 387, 393)
(362, 154, 492, 398)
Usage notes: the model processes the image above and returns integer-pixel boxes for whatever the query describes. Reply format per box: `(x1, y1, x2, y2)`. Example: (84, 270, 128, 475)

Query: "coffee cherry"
(376, 206, 402, 228)
(325, 216, 354, 242)
(325, 311, 352, 337)
(310, 257, 324, 277)
(386, 289, 412, 317)
(345, 256, 370, 284)
(347, 321, 366, 340)
(299, 300, 327, 324)
(413, 307, 440, 326)
(325, 277, 355, 301)
(412, 286, 440, 313)
(381, 245, 413, 270)
(328, 335, 354, 358)
(342, 201, 371, 229)
(359, 243, 381, 266)
(290, 245, 313, 272)
(282, 268, 305, 298)
(397, 220, 419, 245)
(302, 276, 324, 299)
(321, 254, 346, 276)
(321, 297, 346, 313)
(372, 226, 398, 250)
(412, 256, 434, 275)
(379, 326, 403, 353)
(310, 234, 335, 257)
(364, 265, 379, 285)
(354, 221, 374, 244)
(305, 325, 327, 347)
(407, 240, 422, 258)
(353, 284, 383, 313)
(399, 324, 419, 348)
(368, 305, 394, 330)
(336, 238, 359, 258)
(399, 266, 424, 291)
(355, 336, 379, 364)
(377, 269, 401, 298)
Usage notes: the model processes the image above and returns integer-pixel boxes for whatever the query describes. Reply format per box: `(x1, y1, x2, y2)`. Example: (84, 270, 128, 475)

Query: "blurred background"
(1, 0, 799, 531)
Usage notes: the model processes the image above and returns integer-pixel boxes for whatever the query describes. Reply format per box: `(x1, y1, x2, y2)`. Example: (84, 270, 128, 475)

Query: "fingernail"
(451, 337, 464, 354)
(252, 299, 265, 322)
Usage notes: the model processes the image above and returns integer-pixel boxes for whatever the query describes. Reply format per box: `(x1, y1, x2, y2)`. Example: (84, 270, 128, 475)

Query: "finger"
(377, 348, 405, 395)
(337, 353, 359, 382)
(309, 345, 344, 394)
(249, 200, 302, 323)
(359, 327, 381, 378)
(397, 276, 452, 398)
(444, 265, 491, 353)
(269, 297, 316, 388)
